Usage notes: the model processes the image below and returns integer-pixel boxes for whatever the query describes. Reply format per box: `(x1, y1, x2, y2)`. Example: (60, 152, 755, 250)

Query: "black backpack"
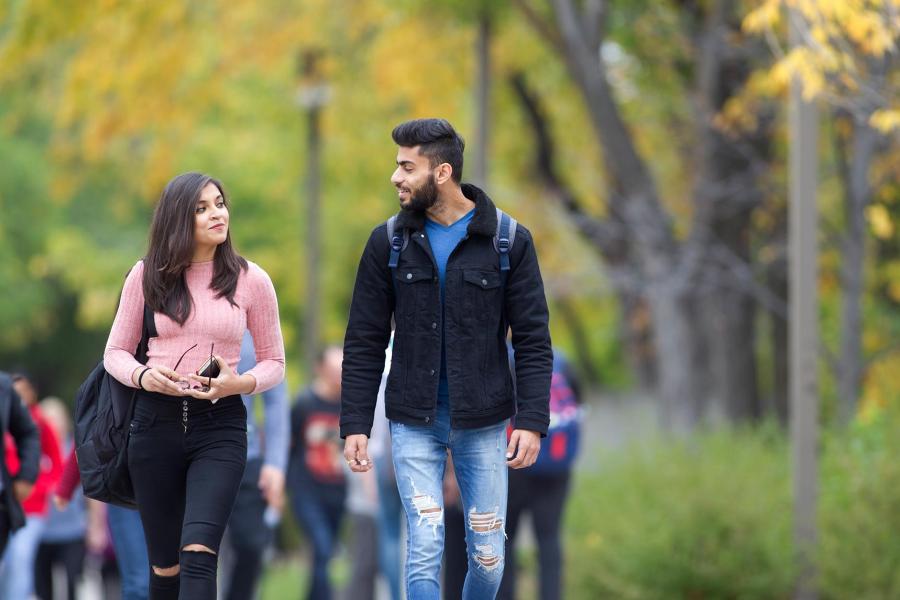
(386, 207, 518, 284)
(74, 304, 156, 508)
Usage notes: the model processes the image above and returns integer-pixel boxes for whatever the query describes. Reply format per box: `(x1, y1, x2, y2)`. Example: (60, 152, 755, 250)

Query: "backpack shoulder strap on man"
(385, 209, 517, 277)
(493, 208, 518, 286)
(385, 215, 410, 270)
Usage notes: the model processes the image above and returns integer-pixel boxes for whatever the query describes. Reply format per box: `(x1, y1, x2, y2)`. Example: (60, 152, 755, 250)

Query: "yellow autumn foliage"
(866, 203, 895, 239)
(742, 0, 900, 123)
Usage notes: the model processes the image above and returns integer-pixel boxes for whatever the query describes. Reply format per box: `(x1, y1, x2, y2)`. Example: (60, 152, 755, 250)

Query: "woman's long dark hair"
(143, 172, 248, 325)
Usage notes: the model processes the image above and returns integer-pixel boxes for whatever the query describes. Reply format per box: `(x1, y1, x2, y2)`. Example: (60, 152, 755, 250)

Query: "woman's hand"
(133, 366, 188, 395)
(185, 356, 255, 401)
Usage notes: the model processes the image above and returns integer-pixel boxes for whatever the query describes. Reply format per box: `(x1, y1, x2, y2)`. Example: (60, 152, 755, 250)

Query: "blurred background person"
(35, 397, 102, 600)
(1, 373, 64, 600)
(441, 454, 466, 600)
(341, 462, 379, 600)
(288, 346, 346, 600)
(499, 348, 582, 600)
(0, 371, 40, 556)
(370, 341, 403, 600)
(54, 442, 149, 600)
(219, 331, 289, 600)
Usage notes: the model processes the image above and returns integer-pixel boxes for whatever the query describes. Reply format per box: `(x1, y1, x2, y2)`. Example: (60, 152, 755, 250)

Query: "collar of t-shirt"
(425, 208, 475, 293)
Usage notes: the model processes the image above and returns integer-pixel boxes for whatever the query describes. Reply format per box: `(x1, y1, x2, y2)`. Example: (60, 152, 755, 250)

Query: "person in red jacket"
(0, 373, 63, 599)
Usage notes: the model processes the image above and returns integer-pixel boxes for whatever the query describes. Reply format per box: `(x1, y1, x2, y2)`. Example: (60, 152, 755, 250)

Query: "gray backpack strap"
(386, 215, 397, 246)
(493, 208, 517, 282)
(386, 215, 410, 270)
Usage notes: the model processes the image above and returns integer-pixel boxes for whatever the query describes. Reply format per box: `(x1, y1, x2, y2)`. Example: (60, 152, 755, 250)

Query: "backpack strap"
(386, 215, 410, 270)
(494, 208, 517, 286)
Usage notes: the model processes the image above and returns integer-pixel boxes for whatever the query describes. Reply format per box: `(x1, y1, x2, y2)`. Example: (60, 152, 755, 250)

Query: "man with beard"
(340, 118, 553, 600)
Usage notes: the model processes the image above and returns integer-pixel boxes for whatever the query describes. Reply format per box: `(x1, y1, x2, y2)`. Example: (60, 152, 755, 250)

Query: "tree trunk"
(472, 13, 491, 188)
(837, 118, 878, 424)
(621, 293, 657, 391)
(554, 297, 601, 385)
(767, 246, 789, 424)
(647, 284, 704, 431)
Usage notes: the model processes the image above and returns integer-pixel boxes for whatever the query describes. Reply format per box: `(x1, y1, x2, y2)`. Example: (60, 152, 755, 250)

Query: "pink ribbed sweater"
(104, 259, 285, 394)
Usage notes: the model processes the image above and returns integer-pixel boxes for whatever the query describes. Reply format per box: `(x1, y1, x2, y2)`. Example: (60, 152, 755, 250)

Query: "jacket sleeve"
(504, 226, 553, 436)
(340, 225, 395, 439)
(8, 388, 39, 484)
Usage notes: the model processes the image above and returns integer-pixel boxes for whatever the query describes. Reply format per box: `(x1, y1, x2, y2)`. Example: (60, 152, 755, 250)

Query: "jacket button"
(429, 369, 435, 376)
(406, 273, 413, 280)
(431, 322, 437, 329)
(425, 416, 430, 423)
(482, 278, 488, 286)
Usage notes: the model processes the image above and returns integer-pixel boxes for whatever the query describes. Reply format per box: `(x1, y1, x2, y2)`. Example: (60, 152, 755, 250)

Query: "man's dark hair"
(391, 118, 465, 184)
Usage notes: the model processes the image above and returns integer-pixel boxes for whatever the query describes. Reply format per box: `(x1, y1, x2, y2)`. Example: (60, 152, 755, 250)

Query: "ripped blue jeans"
(391, 397, 508, 600)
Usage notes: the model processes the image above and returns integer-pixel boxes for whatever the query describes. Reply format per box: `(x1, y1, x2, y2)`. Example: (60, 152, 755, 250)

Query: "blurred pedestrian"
(498, 349, 583, 600)
(370, 342, 403, 600)
(441, 453, 466, 600)
(1, 373, 64, 600)
(341, 463, 379, 600)
(35, 397, 98, 600)
(219, 330, 289, 600)
(103, 172, 285, 599)
(340, 118, 553, 600)
(55, 442, 150, 600)
(288, 346, 346, 600)
(0, 370, 40, 556)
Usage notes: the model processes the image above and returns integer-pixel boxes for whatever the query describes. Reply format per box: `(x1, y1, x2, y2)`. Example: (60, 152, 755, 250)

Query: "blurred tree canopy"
(0, 0, 897, 428)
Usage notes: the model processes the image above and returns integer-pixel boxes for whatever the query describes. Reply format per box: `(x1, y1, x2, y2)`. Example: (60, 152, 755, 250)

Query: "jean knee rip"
(472, 542, 503, 574)
(405, 476, 444, 538)
(467, 506, 504, 535)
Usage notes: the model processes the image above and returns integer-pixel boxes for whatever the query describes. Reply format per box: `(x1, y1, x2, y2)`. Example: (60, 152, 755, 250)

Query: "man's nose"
(391, 169, 402, 186)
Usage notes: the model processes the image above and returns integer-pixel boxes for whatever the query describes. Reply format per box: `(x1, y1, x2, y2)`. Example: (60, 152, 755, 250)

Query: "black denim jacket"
(340, 184, 552, 438)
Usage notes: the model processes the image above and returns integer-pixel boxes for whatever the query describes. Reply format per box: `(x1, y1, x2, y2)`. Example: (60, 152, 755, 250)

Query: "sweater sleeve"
(243, 264, 286, 394)
(56, 446, 81, 502)
(103, 261, 146, 388)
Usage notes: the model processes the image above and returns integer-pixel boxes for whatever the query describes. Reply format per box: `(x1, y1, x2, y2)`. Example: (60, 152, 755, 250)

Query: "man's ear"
(435, 162, 453, 185)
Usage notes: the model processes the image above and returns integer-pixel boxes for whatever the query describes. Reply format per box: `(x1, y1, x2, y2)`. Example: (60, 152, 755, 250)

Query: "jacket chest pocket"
(394, 268, 434, 319)
(462, 269, 502, 326)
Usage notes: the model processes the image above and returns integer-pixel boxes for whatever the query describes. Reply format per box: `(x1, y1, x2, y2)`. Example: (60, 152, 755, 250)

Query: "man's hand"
(13, 480, 33, 503)
(258, 465, 285, 511)
(506, 429, 541, 469)
(343, 434, 373, 473)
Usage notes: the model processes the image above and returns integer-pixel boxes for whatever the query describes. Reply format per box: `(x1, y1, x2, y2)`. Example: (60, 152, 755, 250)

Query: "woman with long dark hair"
(104, 172, 285, 600)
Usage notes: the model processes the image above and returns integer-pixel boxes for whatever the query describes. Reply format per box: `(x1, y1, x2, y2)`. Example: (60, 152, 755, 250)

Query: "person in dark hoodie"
(0, 370, 40, 556)
(340, 118, 553, 600)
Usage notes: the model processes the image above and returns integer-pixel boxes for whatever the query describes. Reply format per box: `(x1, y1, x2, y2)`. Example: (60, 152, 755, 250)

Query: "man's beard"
(401, 174, 439, 212)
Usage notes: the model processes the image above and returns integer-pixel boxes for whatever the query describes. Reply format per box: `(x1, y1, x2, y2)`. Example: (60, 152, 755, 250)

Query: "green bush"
(564, 426, 795, 599)
(819, 410, 900, 599)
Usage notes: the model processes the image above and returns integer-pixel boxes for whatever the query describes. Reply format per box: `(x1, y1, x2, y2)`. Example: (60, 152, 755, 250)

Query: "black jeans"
(35, 539, 86, 600)
(222, 457, 272, 600)
(128, 391, 247, 600)
(498, 470, 571, 600)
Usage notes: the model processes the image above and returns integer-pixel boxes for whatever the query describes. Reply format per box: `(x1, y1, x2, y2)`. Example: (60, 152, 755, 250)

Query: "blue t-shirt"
(425, 208, 475, 403)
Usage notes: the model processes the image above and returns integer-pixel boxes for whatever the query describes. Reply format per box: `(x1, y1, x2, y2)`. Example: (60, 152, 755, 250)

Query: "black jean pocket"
(129, 413, 156, 435)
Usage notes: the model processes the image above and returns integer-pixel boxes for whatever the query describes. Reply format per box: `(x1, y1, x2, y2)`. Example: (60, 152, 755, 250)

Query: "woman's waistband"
(134, 389, 244, 417)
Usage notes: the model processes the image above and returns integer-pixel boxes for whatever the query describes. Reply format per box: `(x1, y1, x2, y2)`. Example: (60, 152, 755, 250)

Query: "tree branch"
(510, 0, 567, 56)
